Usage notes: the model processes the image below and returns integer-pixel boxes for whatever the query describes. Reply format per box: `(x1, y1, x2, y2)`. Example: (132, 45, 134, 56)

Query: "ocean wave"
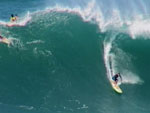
(1, 0, 150, 39)
(103, 32, 143, 85)
(0, 12, 31, 27)
(32, 0, 150, 38)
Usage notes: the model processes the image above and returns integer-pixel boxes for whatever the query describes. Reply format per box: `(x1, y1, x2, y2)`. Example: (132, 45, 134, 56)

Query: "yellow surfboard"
(110, 80, 122, 94)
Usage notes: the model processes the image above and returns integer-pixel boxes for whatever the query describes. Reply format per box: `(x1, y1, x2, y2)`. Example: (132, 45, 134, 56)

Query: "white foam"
(26, 40, 45, 44)
(103, 35, 143, 85)
(43, 1, 126, 33)
(103, 37, 115, 80)
(39, 0, 104, 31)
(33, 48, 52, 56)
(17, 12, 31, 26)
(110, 48, 143, 85)
(128, 17, 150, 38)
(18, 105, 34, 110)
(122, 70, 143, 84)
(8, 37, 26, 50)
(1, 0, 150, 39)
(43, 2, 150, 38)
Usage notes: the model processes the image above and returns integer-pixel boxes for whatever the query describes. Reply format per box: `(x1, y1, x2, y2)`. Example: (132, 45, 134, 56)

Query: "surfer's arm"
(119, 75, 122, 82)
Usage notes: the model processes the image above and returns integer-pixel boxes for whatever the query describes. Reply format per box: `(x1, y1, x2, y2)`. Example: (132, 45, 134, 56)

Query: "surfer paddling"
(0, 34, 10, 44)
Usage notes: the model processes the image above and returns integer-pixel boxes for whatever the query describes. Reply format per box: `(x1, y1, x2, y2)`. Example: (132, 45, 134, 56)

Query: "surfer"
(0, 34, 10, 44)
(10, 14, 18, 22)
(0, 35, 4, 42)
(112, 73, 122, 84)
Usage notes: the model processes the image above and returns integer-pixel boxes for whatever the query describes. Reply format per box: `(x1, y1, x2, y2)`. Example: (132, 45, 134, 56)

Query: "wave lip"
(128, 17, 150, 38)
(1, 0, 150, 38)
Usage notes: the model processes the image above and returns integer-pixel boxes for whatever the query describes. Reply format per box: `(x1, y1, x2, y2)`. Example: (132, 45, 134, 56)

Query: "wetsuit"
(112, 74, 119, 82)
(0, 35, 3, 39)
(0, 36, 3, 42)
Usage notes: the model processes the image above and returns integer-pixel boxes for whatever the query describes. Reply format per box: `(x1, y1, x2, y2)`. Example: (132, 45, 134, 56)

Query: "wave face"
(0, 0, 150, 113)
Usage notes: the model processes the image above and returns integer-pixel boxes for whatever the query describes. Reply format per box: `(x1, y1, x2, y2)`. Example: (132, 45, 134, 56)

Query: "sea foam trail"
(26, 40, 45, 45)
(103, 34, 143, 85)
(103, 42, 112, 80)
(103, 34, 116, 80)
(8, 38, 26, 50)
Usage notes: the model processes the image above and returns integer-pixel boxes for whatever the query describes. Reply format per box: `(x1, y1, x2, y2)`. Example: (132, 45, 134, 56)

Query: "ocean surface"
(0, 0, 150, 113)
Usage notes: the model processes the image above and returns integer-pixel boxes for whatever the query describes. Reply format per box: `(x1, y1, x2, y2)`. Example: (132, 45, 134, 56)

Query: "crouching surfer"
(112, 73, 122, 84)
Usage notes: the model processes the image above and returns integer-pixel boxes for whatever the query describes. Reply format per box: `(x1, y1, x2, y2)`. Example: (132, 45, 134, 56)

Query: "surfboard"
(6, 22, 20, 27)
(110, 80, 123, 94)
(0, 21, 17, 27)
(1, 38, 10, 44)
(109, 56, 123, 94)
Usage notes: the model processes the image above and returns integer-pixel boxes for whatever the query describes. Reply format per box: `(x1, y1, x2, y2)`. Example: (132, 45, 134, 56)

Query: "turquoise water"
(0, 0, 150, 113)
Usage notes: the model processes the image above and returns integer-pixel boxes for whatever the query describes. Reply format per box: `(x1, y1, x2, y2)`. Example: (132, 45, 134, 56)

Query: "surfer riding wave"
(109, 56, 122, 84)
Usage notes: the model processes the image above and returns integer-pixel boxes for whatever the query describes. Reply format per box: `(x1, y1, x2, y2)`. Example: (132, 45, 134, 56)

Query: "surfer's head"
(11, 14, 14, 17)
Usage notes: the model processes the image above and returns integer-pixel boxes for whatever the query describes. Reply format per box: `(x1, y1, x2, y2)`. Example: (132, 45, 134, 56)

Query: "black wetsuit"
(0, 36, 3, 40)
(112, 74, 119, 81)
